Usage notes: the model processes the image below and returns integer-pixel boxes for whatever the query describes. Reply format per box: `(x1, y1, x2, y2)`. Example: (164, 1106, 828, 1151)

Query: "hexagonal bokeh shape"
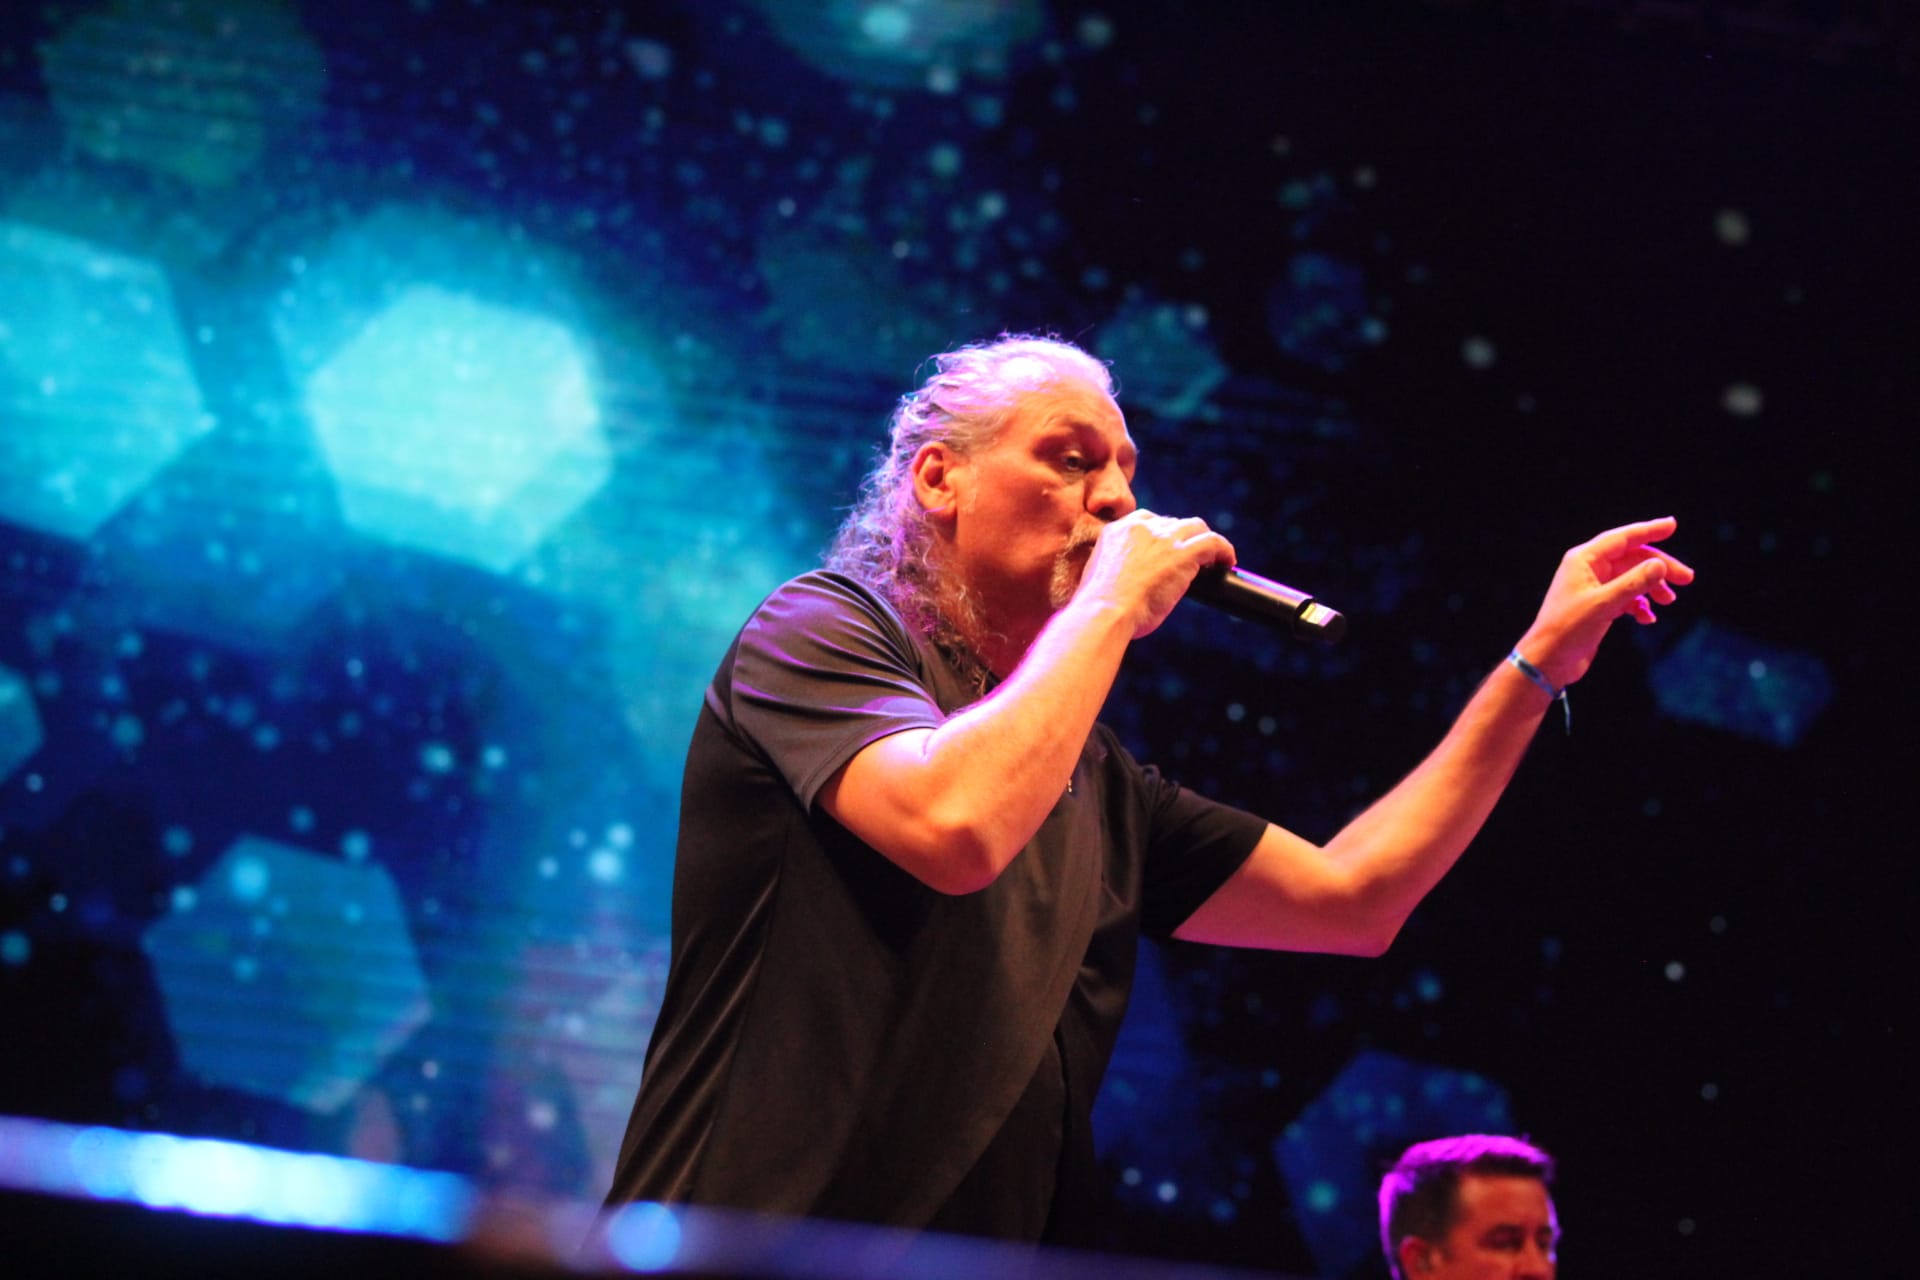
(1095, 297, 1227, 421)
(0, 663, 44, 783)
(757, 226, 948, 380)
(38, 0, 327, 188)
(302, 284, 611, 572)
(1275, 1051, 1516, 1279)
(144, 837, 431, 1114)
(0, 221, 212, 540)
(1648, 620, 1833, 748)
(751, 0, 1044, 89)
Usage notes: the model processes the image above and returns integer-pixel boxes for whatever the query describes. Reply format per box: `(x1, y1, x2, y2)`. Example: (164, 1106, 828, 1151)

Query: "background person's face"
(1419, 1174, 1558, 1280)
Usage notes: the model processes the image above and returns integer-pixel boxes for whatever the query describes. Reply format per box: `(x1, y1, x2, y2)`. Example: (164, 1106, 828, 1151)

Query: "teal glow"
(1649, 621, 1833, 748)
(38, 0, 326, 187)
(143, 838, 431, 1113)
(860, 6, 914, 45)
(1095, 297, 1228, 421)
(752, 0, 1045, 89)
(0, 663, 43, 782)
(0, 222, 211, 539)
(304, 285, 610, 572)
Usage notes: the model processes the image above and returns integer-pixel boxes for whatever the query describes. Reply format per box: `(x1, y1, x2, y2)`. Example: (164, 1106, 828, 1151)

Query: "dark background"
(1, 1, 1910, 1275)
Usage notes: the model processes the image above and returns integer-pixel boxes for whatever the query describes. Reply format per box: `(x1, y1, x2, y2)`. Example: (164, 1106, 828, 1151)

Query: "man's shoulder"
(733, 570, 935, 674)
(750, 569, 901, 634)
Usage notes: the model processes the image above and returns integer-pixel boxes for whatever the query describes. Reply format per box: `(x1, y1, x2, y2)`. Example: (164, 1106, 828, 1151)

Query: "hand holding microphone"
(1079, 510, 1345, 645)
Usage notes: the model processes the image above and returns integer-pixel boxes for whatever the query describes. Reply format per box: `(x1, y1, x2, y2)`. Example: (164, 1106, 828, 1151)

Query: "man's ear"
(1397, 1237, 1435, 1276)
(910, 442, 963, 521)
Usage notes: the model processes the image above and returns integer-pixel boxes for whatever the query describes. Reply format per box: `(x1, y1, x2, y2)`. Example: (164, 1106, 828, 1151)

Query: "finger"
(1601, 562, 1672, 629)
(1650, 578, 1679, 606)
(1651, 545, 1696, 584)
(1596, 541, 1694, 588)
(1183, 530, 1237, 568)
(1602, 555, 1670, 610)
(1584, 516, 1679, 561)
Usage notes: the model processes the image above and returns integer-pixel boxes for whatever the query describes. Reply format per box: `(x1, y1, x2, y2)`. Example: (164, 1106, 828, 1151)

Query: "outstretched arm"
(1173, 517, 1694, 955)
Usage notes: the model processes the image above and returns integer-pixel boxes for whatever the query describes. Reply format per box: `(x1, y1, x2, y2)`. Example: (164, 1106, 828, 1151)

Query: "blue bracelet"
(1508, 650, 1571, 734)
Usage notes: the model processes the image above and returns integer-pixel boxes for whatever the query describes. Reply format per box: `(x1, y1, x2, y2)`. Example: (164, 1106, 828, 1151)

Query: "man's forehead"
(1022, 379, 1128, 437)
(1453, 1175, 1556, 1236)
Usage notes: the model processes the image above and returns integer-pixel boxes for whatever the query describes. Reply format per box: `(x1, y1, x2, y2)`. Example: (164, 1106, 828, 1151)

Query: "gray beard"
(1047, 525, 1102, 610)
(920, 524, 1103, 688)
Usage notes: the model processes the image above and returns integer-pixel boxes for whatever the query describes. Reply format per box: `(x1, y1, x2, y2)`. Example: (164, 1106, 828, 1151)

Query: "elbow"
(835, 787, 1024, 895)
(1328, 894, 1406, 958)
(1348, 922, 1399, 959)
(919, 852, 1012, 898)
(926, 865, 1002, 897)
(1320, 925, 1396, 959)
(907, 813, 1019, 897)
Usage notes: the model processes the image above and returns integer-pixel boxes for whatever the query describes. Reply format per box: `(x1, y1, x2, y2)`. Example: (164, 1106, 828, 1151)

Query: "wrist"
(1044, 594, 1138, 660)
(1506, 649, 1563, 698)
(1514, 626, 1578, 691)
(1506, 646, 1571, 734)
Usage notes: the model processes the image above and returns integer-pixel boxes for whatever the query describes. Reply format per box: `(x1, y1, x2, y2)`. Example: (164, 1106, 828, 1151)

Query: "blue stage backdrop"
(0, 3, 1910, 1276)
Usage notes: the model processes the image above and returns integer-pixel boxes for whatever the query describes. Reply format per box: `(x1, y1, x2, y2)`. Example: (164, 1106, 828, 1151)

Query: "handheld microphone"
(1187, 564, 1347, 644)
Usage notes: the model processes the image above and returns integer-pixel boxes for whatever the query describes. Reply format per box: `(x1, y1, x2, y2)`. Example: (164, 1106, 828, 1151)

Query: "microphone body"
(1187, 564, 1347, 644)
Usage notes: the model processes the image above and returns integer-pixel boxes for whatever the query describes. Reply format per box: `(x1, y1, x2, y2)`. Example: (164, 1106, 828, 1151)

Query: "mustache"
(1061, 523, 1102, 557)
(1048, 523, 1106, 609)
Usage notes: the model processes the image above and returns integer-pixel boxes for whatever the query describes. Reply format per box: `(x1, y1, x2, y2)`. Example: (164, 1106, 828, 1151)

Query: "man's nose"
(1514, 1241, 1555, 1279)
(1089, 466, 1136, 521)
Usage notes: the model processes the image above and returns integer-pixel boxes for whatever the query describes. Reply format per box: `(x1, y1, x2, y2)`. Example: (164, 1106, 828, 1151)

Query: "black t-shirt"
(604, 572, 1267, 1239)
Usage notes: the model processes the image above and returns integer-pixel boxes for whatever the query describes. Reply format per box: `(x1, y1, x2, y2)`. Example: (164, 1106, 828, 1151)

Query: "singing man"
(602, 335, 1691, 1242)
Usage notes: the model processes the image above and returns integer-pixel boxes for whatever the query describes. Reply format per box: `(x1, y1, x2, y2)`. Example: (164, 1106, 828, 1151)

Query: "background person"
(1379, 1134, 1560, 1280)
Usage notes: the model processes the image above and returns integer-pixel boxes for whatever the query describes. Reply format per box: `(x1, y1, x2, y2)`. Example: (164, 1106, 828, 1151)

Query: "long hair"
(825, 334, 1113, 655)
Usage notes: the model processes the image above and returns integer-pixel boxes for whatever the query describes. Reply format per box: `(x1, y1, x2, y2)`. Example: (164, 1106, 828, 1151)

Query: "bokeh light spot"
(146, 838, 430, 1113)
(0, 223, 212, 540)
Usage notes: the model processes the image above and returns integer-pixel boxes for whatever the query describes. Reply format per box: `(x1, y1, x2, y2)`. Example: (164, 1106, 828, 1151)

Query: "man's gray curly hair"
(825, 334, 1114, 651)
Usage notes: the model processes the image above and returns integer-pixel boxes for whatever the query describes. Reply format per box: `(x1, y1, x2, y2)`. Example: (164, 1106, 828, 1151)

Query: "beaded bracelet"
(1508, 649, 1571, 734)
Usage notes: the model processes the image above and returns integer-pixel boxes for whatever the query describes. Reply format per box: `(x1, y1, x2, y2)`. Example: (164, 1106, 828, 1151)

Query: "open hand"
(1519, 516, 1695, 689)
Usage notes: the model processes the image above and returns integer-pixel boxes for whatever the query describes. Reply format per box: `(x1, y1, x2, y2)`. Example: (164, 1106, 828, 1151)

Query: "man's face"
(1412, 1174, 1559, 1280)
(942, 375, 1138, 625)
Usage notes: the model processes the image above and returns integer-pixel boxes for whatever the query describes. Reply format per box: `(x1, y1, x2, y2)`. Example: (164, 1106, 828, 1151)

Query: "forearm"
(1177, 518, 1691, 954)
(1320, 654, 1555, 938)
(1173, 651, 1559, 954)
(1324, 521, 1693, 932)
(821, 595, 1135, 892)
(932, 599, 1134, 852)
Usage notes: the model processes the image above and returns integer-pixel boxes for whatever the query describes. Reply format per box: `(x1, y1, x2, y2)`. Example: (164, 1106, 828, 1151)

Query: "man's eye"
(1060, 454, 1087, 471)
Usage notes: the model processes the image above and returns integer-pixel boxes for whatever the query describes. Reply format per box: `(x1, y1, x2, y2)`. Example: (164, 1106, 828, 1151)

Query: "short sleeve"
(1134, 762, 1268, 939)
(725, 573, 951, 810)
